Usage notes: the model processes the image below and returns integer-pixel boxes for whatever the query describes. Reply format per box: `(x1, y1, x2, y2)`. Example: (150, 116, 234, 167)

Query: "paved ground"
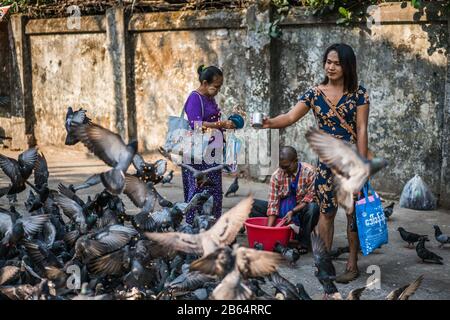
(1, 146, 450, 300)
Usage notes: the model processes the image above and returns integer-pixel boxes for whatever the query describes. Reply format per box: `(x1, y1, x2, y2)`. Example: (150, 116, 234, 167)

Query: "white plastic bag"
(399, 174, 437, 210)
(224, 131, 242, 173)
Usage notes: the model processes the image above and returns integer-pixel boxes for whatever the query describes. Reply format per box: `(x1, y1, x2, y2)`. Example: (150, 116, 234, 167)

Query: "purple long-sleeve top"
(184, 91, 222, 130)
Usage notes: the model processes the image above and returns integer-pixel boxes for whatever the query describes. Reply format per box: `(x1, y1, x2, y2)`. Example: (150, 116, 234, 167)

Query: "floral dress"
(298, 85, 370, 215)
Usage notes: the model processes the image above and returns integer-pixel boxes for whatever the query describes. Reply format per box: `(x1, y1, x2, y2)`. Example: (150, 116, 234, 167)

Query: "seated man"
(251, 146, 319, 252)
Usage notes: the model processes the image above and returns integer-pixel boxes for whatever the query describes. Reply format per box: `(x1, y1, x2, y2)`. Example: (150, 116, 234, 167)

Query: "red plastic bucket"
(244, 217, 293, 251)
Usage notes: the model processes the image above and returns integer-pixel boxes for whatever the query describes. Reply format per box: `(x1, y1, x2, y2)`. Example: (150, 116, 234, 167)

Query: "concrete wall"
(2, 2, 449, 207)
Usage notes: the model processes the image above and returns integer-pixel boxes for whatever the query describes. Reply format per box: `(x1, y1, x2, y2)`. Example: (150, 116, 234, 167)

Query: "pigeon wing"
(54, 194, 86, 225)
(155, 159, 167, 177)
(21, 214, 51, 237)
(398, 275, 424, 300)
(202, 196, 253, 248)
(18, 148, 38, 175)
(236, 247, 284, 278)
(73, 123, 128, 168)
(0, 154, 21, 184)
(0, 266, 21, 286)
(145, 231, 202, 255)
(123, 175, 151, 208)
(34, 152, 49, 188)
(189, 248, 230, 278)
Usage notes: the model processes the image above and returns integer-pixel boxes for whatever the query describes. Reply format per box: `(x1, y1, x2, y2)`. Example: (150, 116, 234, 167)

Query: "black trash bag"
(399, 174, 437, 210)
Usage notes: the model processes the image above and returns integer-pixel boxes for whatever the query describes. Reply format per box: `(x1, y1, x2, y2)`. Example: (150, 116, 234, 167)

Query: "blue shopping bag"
(355, 181, 388, 256)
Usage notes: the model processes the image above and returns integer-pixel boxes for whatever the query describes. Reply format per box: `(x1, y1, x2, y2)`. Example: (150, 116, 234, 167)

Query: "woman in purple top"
(182, 65, 236, 224)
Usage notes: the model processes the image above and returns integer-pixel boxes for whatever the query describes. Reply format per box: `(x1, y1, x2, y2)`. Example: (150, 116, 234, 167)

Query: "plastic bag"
(399, 174, 437, 210)
(223, 131, 242, 173)
(355, 181, 388, 256)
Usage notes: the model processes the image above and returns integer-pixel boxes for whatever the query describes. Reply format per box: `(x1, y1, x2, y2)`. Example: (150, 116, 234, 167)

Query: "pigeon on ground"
(273, 241, 300, 266)
(397, 227, 428, 248)
(305, 127, 388, 213)
(253, 241, 264, 251)
(433, 225, 450, 248)
(416, 236, 443, 264)
(383, 202, 395, 220)
(225, 177, 239, 197)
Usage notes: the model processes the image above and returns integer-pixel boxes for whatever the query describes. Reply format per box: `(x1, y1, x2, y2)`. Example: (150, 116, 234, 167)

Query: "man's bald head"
(280, 146, 298, 162)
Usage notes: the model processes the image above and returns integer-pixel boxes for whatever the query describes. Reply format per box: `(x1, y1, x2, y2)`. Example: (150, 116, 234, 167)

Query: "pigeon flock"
(0, 108, 436, 300)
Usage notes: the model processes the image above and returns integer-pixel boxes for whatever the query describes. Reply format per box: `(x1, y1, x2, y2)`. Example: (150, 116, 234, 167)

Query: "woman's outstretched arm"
(262, 101, 310, 129)
(356, 104, 369, 158)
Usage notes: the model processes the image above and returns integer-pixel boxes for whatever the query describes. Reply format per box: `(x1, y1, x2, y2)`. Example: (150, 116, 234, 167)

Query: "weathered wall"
(2, 2, 449, 207)
(0, 22, 10, 99)
(132, 27, 248, 151)
(30, 32, 118, 148)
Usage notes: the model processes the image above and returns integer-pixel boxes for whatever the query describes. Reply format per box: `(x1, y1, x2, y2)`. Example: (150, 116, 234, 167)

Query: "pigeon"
(157, 271, 215, 299)
(72, 224, 137, 264)
(0, 208, 50, 246)
(0, 148, 38, 197)
(72, 122, 138, 195)
(383, 202, 395, 220)
(64, 107, 91, 145)
(68, 174, 102, 193)
(0, 284, 37, 300)
(253, 241, 264, 251)
(397, 227, 428, 248)
(0, 265, 21, 286)
(190, 244, 284, 300)
(433, 225, 450, 248)
(71, 282, 113, 300)
(53, 193, 90, 234)
(202, 195, 214, 216)
(22, 153, 51, 213)
(416, 236, 443, 264)
(123, 175, 158, 213)
(132, 154, 167, 185)
(145, 196, 253, 257)
(305, 127, 388, 212)
(268, 271, 311, 300)
(87, 245, 132, 276)
(225, 176, 239, 197)
(273, 241, 300, 266)
(179, 163, 229, 188)
(386, 275, 424, 300)
(161, 170, 174, 185)
(311, 232, 338, 298)
(329, 246, 350, 260)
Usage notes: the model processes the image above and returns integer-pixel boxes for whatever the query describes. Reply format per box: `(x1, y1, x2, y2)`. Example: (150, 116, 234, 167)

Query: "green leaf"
(339, 6, 349, 18)
(336, 17, 347, 25)
(411, 0, 422, 9)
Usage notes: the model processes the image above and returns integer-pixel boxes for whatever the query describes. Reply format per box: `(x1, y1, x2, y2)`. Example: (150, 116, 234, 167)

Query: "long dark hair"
(321, 43, 358, 93)
(197, 65, 223, 84)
